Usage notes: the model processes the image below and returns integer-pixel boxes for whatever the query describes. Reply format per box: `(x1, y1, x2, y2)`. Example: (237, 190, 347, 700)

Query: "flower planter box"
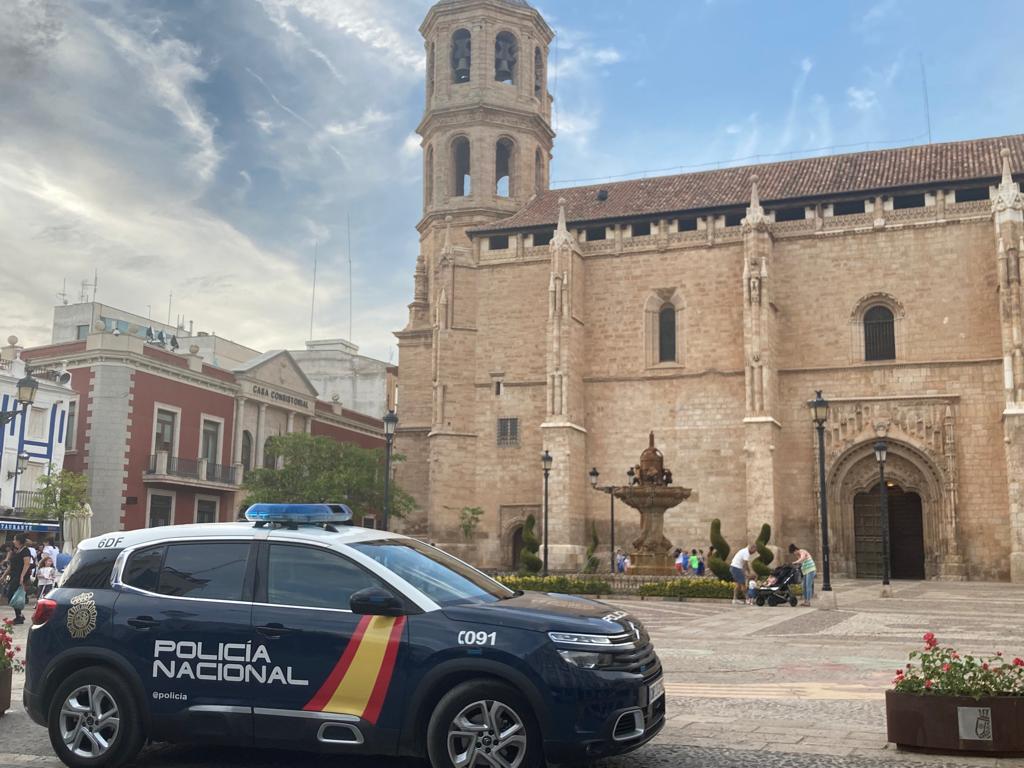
(886, 690, 1024, 756)
(0, 667, 11, 718)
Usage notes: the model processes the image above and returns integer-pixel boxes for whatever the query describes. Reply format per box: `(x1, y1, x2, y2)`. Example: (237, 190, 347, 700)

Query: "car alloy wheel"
(446, 699, 528, 768)
(58, 684, 121, 759)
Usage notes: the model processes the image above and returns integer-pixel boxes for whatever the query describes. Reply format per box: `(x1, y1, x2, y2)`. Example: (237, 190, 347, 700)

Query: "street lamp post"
(808, 391, 833, 592)
(541, 450, 552, 576)
(874, 439, 891, 586)
(381, 409, 398, 531)
(588, 467, 616, 574)
(0, 373, 39, 426)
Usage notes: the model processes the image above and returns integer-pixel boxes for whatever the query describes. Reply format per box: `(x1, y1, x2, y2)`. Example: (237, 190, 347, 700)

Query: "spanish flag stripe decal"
(360, 616, 406, 725)
(303, 615, 372, 712)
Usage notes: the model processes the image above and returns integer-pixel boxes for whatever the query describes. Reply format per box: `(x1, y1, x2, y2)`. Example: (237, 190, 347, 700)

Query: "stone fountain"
(613, 432, 692, 575)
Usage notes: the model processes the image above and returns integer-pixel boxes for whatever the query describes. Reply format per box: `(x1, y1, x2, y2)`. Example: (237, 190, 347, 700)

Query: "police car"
(24, 504, 665, 768)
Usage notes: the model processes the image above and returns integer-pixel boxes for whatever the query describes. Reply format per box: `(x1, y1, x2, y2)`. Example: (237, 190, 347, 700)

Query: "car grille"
(600, 629, 661, 679)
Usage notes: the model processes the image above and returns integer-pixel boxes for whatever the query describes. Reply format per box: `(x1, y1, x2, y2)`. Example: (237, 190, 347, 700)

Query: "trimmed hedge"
(636, 578, 803, 600)
(497, 575, 612, 595)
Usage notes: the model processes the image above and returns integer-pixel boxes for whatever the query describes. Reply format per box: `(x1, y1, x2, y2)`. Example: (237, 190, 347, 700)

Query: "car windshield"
(350, 539, 514, 606)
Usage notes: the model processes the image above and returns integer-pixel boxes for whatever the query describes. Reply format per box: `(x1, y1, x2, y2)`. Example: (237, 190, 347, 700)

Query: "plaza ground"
(3, 579, 1024, 767)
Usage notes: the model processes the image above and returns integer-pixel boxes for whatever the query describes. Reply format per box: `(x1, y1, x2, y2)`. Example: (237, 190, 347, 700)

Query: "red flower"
(983, 663, 990, 671)
(1013, 658, 1024, 667)
(997, 651, 1003, 657)
(5, 650, 13, 659)
(925, 679, 933, 689)
(13, 646, 20, 653)
(923, 632, 938, 649)
(942, 663, 951, 672)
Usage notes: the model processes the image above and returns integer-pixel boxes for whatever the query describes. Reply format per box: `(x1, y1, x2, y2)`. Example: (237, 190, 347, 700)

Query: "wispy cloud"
(95, 18, 220, 183)
(847, 86, 878, 112)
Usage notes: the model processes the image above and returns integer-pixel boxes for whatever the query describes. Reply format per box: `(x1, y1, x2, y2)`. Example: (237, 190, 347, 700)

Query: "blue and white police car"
(24, 504, 664, 768)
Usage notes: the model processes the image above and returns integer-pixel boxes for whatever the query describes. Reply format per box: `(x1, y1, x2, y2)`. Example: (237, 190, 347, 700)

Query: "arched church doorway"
(853, 484, 925, 580)
(510, 525, 524, 571)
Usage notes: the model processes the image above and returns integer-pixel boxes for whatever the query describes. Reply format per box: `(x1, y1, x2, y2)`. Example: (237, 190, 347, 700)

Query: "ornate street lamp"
(588, 467, 617, 574)
(381, 409, 398, 530)
(874, 439, 891, 586)
(7, 452, 29, 480)
(1, 372, 39, 426)
(808, 390, 832, 592)
(541, 450, 552, 576)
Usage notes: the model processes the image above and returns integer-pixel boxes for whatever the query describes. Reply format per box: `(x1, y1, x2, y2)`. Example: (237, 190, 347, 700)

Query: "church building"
(395, 0, 1024, 582)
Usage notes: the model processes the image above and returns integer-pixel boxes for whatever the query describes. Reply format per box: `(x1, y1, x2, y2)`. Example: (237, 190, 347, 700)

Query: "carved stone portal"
(613, 432, 692, 574)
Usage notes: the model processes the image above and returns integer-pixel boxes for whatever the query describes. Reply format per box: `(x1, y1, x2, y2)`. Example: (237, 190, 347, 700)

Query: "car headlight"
(548, 631, 616, 646)
(557, 649, 615, 669)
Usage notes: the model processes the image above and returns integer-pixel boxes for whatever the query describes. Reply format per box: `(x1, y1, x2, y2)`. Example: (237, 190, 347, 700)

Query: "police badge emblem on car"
(67, 592, 98, 639)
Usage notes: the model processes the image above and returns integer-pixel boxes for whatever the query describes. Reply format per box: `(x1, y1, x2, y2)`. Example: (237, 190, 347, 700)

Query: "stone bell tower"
(418, 0, 554, 223)
(396, 0, 555, 544)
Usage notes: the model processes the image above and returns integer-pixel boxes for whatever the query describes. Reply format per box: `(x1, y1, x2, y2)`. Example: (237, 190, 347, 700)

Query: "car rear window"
(61, 548, 123, 589)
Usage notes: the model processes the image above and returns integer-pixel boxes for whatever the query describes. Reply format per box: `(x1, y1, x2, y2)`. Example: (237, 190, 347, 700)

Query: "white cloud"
(323, 109, 390, 137)
(847, 86, 878, 112)
(94, 18, 220, 184)
(258, 0, 423, 73)
(400, 133, 421, 159)
(800, 57, 813, 74)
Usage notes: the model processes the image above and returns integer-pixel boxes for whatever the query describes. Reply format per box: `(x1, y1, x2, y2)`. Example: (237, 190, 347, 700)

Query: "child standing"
(37, 555, 57, 597)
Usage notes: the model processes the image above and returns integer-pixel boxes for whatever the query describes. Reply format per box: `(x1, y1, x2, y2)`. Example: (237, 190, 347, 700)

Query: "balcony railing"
(146, 453, 241, 487)
(14, 490, 44, 514)
(205, 462, 237, 485)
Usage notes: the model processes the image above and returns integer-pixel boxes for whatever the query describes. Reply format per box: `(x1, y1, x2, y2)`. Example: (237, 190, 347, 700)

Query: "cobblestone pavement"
(3, 579, 1024, 767)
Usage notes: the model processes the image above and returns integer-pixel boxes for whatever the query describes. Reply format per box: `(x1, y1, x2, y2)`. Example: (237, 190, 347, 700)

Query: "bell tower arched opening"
(495, 137, 514, 197)
(451, 28, 471, 83)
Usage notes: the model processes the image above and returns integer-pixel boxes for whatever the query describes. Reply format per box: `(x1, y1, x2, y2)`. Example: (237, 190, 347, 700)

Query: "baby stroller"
(754, 564, 801, 607)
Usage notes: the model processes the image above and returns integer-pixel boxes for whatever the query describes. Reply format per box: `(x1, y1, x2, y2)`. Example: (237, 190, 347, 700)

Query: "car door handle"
(255, 623, 292, 638)
(127, 616, 159, 629)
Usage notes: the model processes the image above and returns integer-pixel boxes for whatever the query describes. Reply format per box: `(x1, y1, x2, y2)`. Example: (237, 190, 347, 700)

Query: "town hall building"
(396, 0, 1024, 581)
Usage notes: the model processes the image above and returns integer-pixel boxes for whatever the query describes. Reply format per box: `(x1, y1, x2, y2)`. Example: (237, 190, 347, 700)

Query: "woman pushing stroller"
(789, 543, 817, 606)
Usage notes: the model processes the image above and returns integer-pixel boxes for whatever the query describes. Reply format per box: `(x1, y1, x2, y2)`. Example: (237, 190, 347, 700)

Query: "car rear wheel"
(426, 679, 542, 768)
(47, 666, 144, 768)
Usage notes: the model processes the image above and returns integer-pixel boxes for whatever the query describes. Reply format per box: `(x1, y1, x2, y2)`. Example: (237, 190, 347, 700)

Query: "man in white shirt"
(43, 537, 60, 565)
(730, 543, 758, 605)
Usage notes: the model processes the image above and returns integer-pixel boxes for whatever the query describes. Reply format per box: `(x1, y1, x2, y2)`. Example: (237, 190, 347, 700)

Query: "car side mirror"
(350, 586, 406, 616)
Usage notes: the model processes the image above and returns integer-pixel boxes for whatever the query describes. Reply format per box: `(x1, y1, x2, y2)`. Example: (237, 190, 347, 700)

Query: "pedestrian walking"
(42, 537, 60, 565)
(673, 548, 685, 574)
(789, 544, 817, 606)
(688, 548, 700, 575)
(5, 534, 33, 624)
(696, 549, 706, 577)
(730, 543, 758, 606)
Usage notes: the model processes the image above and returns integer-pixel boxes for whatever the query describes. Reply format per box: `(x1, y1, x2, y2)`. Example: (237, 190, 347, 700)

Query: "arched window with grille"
(451, 29, 471, 83)
(658, 305, 676, 363)
(864, 305, 895, 360)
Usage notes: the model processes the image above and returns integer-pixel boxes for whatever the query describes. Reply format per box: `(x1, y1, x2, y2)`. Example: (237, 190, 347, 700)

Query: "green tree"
(583, 522, 600, 574)
(458, 506, 484, 540)
(242, 432, 415, 523)
(519, 514, 542, 574)
(752, 523, 774, 578)
(32, 466, 89, 521)
(707, 518, 733, 581)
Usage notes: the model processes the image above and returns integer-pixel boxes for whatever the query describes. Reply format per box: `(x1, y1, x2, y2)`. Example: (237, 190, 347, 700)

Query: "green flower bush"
(497, 575, 612, 595)
(637, 578, 803, 600)
(893, 632, 1024, 696)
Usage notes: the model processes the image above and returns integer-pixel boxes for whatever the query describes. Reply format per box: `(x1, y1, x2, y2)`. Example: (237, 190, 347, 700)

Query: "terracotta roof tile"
(471, 134, 1024, 234)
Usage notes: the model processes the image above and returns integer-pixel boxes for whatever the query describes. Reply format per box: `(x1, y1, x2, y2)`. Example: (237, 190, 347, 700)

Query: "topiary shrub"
(707, 518, 732, 581)
(583, 522, 600, 574)
(519, 514, 543, 574)
(752, 522, 774, 578)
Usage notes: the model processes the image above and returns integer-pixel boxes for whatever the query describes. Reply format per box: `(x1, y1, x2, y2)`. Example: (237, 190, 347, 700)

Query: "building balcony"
(13, 490, 44, 515)
(144, 451, 243, 490)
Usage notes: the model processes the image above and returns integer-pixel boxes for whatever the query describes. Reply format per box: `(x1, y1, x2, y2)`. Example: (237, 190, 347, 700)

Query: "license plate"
(648, 678, 664, 703)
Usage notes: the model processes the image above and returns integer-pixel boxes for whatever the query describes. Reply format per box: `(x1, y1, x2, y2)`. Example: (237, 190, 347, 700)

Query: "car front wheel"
(47, 666, 144, 768)
(426, 679, 542, 768)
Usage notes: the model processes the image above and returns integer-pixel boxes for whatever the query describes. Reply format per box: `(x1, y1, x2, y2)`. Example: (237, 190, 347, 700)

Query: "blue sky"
(3, 0, 1023, 362)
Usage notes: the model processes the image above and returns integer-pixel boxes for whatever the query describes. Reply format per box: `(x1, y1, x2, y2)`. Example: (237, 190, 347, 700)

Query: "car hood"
(442, 590, 640, 635)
